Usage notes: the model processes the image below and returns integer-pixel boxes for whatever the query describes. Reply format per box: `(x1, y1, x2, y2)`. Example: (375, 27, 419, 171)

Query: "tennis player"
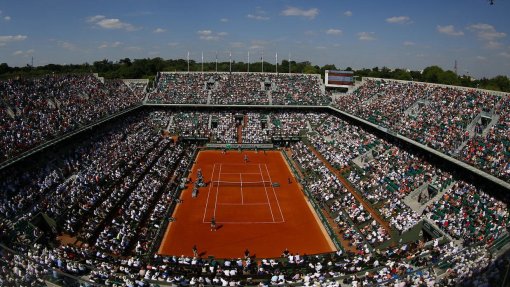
(210, 216, 217, 231)
(244, 154, 248, 163)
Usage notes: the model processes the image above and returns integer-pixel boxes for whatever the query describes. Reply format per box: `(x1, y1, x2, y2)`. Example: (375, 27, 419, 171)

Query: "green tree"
(438, 70, 460, 85)
(490, 75, 510, 91)
(303, 64, 319, 74)
(392, 69, 412, 81)
(422, 65, 444, 83)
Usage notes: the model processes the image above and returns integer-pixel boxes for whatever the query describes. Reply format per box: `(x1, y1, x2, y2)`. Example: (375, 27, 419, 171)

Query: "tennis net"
(210, 180, 272, 187)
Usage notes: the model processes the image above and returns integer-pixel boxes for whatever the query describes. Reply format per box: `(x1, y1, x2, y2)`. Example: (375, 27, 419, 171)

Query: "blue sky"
(0, 0, 509, 78)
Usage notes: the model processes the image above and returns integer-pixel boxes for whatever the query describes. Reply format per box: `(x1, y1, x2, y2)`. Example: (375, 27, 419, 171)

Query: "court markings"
(202, 163, 285, 224)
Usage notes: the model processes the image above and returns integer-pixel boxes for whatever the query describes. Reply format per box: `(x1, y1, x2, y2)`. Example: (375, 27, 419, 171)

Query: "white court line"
(216, 221, 285, 224)
(264, 163, 285, 223)
(202, 163, 216, 223)
(221, 172, 261, 175)
(259, 164, 275, 222)
(220, 163, 261, 166)
(240, 173, 244, 204)
(213, 164, 223, 218)
(218, 202, 269, 206)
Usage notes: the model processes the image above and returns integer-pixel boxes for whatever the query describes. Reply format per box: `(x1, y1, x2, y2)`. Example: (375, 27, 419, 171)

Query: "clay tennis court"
(158, 149, 335, 258)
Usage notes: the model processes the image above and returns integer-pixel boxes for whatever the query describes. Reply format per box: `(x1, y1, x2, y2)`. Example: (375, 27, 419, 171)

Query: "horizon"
(1, 0, 509, 78)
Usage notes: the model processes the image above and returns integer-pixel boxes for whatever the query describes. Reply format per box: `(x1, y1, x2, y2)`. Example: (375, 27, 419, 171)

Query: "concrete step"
(166, 115, 174, 131)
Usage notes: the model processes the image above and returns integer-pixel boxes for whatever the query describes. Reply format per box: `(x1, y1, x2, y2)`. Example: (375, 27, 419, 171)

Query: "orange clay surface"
(158, 150, 335, 259)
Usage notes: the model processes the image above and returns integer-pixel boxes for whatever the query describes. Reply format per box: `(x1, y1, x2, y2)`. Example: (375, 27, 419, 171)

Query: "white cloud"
(344, 10, 352, 17)
(437, 25, 464, 36)
(315, 46, 327, 50)
(0, 35, 27, 42)
(468, 23, 506, 41)
(168, 42, 179, 47)
(403, 41, 416, 46)
(59, 41, 77, 50)
(281, 6, 319, 19)
(98, 41, 122, 49)
(197, 30, 212, 36)
(358, 32, 376, 41)
(247, 7, 270, 21)
(12, 49, 34, 57)
(247, 14, 269, 21)
(500, 52, 510, 58)
(486, 41, 503, 49)
(0, 35, 28, 46)
(468, 23, 506, 49)
(220, 18, 229, 22)
(197, 30, 226, 41)
(476, 56, 487, 60)
(153, 28, 166, 33)
(87, 15, 138, 31)
(1, 10, 11, 21)
(326, 29, 342, 35)
(386, 16, 411, 24)
(87, 15, 105, 23)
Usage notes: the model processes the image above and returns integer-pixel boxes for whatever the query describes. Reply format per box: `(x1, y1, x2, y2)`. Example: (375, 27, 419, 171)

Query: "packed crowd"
(151, 110, 321, 144)
(290, 140, 389, 252)
(303, 111, 510, 243)
(309, 115, 381, 170)
(272, 74, 330, 105)
(147, 72, 330, 106)
(460, 95, 510, 181)
(0, 70, 510, 286)
(287, 113, 510, 285)
(3, 227, 508, 286)
(149, 73, 209, 104)
(0, 74, 143, 162)
(1, 102, 509, 286)
(334, 79, 509, 181)
(242, 112, 271, 143)
(211, 73, 270, 105)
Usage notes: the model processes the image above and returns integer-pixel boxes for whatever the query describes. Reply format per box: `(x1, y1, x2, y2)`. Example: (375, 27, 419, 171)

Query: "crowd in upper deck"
(334, 79, 509, 181)
(148, 72, 330, 106)
(0, 74, 144, 162)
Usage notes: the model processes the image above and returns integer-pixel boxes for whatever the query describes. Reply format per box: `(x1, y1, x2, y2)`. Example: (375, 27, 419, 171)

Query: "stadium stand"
(1, 72, 510, 286)
(334, 78, 509, 181)
(147, 72, 330, 106)
(0, 74, 143, 163)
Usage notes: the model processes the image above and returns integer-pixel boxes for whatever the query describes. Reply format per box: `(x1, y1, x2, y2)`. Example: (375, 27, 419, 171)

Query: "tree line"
(0, 58, 508, 92)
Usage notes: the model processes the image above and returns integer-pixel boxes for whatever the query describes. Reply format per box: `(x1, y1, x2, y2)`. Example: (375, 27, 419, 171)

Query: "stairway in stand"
(237, 125, 242, 143)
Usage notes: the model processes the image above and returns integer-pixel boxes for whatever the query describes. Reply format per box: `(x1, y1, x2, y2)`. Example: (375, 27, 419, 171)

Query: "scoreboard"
(325, 70, 354, 87)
